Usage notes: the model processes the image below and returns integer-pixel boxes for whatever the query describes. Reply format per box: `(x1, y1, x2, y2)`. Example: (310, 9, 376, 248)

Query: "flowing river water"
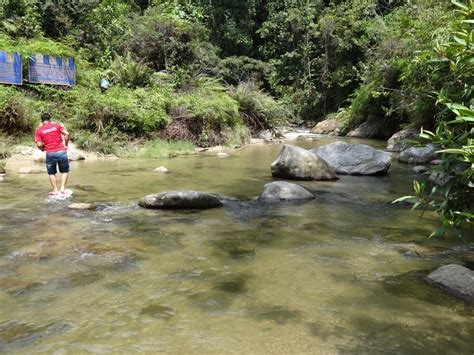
(0, 136, 473, 353)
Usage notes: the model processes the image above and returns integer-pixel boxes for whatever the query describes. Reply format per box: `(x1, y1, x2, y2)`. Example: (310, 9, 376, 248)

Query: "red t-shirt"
(35, 122, 66, 153)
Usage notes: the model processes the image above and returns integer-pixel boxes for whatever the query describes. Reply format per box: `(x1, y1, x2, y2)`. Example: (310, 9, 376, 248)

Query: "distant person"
(34, 113, 70, 196)
(100, 77, 110, 93)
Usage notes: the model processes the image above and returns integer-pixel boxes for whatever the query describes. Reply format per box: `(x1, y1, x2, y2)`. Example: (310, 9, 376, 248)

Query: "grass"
(0, 160, 5, 173)
(124, 139, 195, 159)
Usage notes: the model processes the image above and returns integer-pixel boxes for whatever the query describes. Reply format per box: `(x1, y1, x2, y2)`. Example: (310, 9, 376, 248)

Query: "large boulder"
(270, 145, 338, 181)
(310, 141, 392, 175)
(311, 118, 342, 136)
(387, 128, 419, 152)
(139, 190, 223, 209)
(398, 144, 437, 164)
(258, 181, 314, 203)
(426, 264, 474, 303)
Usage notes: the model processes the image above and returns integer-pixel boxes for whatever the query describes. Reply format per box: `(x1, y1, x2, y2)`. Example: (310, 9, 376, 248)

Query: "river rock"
(154, 166, 169, 173)
(33, 150, 46, 163)
(217, 152, 229, 158)
(386, 128, 419, 152)
(19, 167, 46, 174)
(412, 165, 429, 174)
(346, 121, 380, 138)
(68, 151, 85, 161)
(398, 144, 437, 164)
(258, 181, 315, 203)
(271, 145, 338, 181)
(428, 172, 450, 186)
(0, 176, 3, 182)
(259, 130, 273, 142)
(68, 203, 96, 210)
(139, 190, 223, 209)
(426, 264, 474, 303)
(311, 117, 342, 136)
(431, 159, 442, 166)
(310, 142, 391, 175)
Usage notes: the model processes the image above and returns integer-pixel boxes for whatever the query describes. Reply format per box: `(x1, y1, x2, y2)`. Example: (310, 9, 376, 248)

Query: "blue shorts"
(45, 150, 70, 175)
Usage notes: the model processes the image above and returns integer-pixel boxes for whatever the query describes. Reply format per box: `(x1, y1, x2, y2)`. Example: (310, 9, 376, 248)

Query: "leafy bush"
(394, 1, 473, 239)
(125, 6, 214, 71)
(219, 56, 273, 87)
(0, 87, 36, 135)
(72, 86, 170, 138)
(229, 82, 291, 136)
(106, 53, 153, 88)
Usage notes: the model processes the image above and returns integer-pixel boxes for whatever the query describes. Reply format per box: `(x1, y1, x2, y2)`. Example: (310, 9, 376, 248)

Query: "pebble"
(154, 166, 169, 173)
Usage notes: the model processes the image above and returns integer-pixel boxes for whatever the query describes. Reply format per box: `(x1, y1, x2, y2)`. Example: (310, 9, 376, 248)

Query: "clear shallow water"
(0, 137, 473, 353)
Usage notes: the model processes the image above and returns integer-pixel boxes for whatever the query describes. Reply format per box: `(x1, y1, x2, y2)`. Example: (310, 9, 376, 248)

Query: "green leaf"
(429, 226, 448, 238)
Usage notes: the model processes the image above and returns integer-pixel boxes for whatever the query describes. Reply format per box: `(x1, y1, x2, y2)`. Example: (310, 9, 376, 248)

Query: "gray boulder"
(398, 144, 437, 164)
(386, 128, 419, 152)
(139, 190, 223, 209)
(258, 181, 314, 203)
(310, 141, 392, 175)
(271, 145, 338, 181)
(311, 118, 342, 136)
(346, 121, 379, 138)
(426, 264, 474, 303)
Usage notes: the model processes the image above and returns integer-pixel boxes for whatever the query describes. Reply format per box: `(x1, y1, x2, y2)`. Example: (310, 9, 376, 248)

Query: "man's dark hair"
(41, 112, 51, 122)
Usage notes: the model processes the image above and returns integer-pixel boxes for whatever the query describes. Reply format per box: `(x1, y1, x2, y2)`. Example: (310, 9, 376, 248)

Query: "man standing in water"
(35, 112, 70, 195)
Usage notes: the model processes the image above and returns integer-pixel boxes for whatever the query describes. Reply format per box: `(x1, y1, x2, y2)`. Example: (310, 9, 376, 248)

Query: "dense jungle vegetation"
(0, 0, 468, 153)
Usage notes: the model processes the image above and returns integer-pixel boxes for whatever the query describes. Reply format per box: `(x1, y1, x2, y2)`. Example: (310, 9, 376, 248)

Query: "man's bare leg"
(60, 172, 69, 193)
(48, 174, 58, 194)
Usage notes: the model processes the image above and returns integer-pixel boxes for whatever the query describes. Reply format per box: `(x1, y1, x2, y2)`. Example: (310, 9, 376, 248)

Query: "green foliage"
(71, 86, 170, 138)
(229, 81, 290, 135)
(83, 0, 133, 66)
(347, 1, 453, 132)
(219, 56, 273, 87)
(394, 0, 474, 239)
(0, 86, 36, 135)
(126, 6, 214, 72)
(106, 53, 153, 88)
(0, 160, 5, 173)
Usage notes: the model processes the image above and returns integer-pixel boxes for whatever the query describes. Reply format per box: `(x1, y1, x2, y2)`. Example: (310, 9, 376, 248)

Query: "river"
(0, 136, 473, 353)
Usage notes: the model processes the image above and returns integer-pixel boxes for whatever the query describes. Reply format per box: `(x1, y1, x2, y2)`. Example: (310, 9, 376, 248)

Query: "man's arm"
(62, 128, 70, 148)
(36, 141, 45, 151)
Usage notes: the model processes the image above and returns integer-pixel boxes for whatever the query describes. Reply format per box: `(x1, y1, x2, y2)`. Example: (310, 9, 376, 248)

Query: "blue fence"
(0, 51, 22, 85)
(28, 53, 76, 86)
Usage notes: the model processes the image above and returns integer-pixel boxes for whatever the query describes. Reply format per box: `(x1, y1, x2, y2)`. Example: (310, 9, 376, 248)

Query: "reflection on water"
(0, 138, 473, 353)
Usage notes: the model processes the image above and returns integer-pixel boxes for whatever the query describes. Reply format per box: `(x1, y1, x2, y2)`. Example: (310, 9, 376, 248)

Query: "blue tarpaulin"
(0, 51, 22, 85)
(29, 54, 76, 86)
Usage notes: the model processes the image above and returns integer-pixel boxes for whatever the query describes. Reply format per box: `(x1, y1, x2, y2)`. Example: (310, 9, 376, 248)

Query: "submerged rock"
(141, 304, 175, 319)
(271, 144, 338, 181)
(386, 128, 419, 152)
(412, 165, 429, 174)
(68, 203, 96, 210)
(258, 181, 314, 203)
(398, 144, 437, 164)
(139, 190, 223, 209)
(426, 264, 474, 303)
(311, 141, 391, 175)
(18, 166, 46, 174)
